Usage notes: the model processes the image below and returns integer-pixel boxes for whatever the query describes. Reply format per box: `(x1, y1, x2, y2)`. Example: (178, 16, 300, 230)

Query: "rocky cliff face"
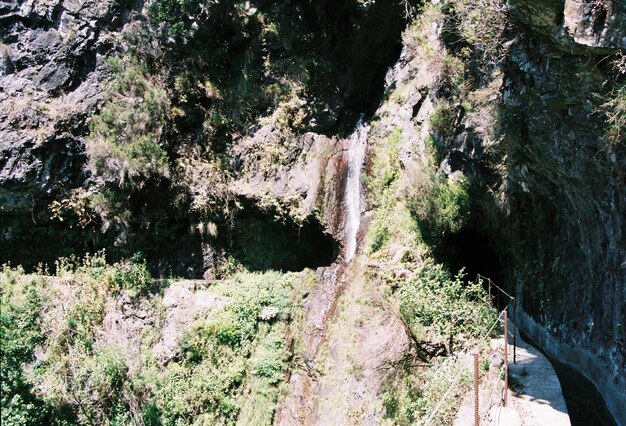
(509, 0, 626, 51)
(0, 0, 143, 265)
(502, 2, 624, 421)
(0, 0, 406, 272)
(0, 0, 140, 204)
(423, 0, 626, 421)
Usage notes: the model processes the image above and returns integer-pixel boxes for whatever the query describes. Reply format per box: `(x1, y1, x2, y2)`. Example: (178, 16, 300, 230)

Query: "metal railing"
(476, 274, 517, 364)
(423, 275, 519, 425)
(424, 308, 512, 425)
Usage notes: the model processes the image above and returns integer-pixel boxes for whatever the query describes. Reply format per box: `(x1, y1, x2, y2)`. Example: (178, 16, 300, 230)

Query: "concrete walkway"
(497, 321, 571, 426)
(455, 319, 571, 426)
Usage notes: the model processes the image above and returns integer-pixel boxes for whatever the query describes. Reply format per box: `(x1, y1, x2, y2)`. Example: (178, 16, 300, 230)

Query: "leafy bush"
(379, 263, 494, 425)
(364, 127, 422, 256)
(209, 272, 291, 347)
(149, 0, 201, 35)
(148, 0, 246, 38)
(42, 345, 131, 425)
(2, 260, 294, 425)
(155, 360, 247, 424)
(441, 54, 466, 88)
(367, 211, 392, 253)
(0, 267, 47, 426)
(55, 250, 154, 298)
(455, 0, 508, 69)
(86, 56, 170, 185)
(382, 356, 475, 425)
(428, 103, 456, 137)
(251, 334, 287, 384)
(155, 272, 292, 424)
(398, 263, 495, 349)
(48, 188, 99, 230)
(175, 145, 234, 217)
(110, 254, 153, 297)
(407, 173, 471, 246)
(364, 128, 402, 207)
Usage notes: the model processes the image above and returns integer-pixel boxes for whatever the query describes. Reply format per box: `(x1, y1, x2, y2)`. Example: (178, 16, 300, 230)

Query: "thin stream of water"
(343, 116, 370, 262)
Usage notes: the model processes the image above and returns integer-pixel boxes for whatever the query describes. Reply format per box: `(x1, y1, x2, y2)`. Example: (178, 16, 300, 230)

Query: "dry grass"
(600, 83, 626, 150)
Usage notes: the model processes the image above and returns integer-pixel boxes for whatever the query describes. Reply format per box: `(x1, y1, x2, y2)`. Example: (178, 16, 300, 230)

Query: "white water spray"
(343, 115, 370, 262)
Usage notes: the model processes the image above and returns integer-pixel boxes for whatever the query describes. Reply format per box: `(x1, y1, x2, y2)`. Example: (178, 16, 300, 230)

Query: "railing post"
(513, 298, 517, 364)
(503, 310, 508, 407)
(474, 352, 479, 426)
(496, 280, 500, 312)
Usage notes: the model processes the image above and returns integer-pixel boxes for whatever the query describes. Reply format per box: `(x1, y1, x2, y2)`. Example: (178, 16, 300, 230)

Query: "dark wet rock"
(509, 0, 626, 52)
(0, 0, 140, 206)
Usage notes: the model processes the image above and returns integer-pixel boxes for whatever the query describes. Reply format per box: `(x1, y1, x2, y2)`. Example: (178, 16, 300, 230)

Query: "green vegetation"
(63, 1, 343, 259)
(372, 260, 495, 425)
(449, 0, 509, 71)
(364, 127, 403, 208)
(365, 124, 470, 255)
(148, 0, 245, 38)
(175, 145, 233, 218)
(55, 250, 154, 297)
(380, 354, 477, 426)
(362, 6, 507, 422)
(8, 0, 626, 423)
(364, 127, 420, 255)
(408, 173, 471, 246)
(428, 103, 456, 137)
(0, 267, 47, 426)
(398, 264, 494, 351)
(1, 255, 295, 425)
(370, 258, 496, 425)
(600, 81, 626, 149)
(87, 56, 171, 185)
(155, 272, 291, 424)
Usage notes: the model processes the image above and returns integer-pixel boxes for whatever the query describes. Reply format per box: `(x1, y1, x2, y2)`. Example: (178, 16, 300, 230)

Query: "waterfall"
(343, 115, 370, 262)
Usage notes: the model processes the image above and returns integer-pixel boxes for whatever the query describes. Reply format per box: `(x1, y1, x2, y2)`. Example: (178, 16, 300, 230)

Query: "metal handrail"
(475, 274, 517, 365)
(475, 274, 515, 301)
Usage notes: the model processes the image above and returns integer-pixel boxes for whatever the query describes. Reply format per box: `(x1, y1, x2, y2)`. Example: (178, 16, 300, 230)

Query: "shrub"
(428, 103, 456, 137)
(55, 251, 153, 298)
(149, 0, 201, 35)
(402, 4, 443, 61)
(251, 335, 287, 384)
(148, 0, 246, 38)
(364, 128, 414, 255)
(381, 359, 470, 425)
(1, 259, 293, 425)
(158, 272, 292, 423)
(43, 345, 131, 425)
(407, 173, 471, 246)
(0, 268, 47, 426)
(456, 0, 508, 68)
(219, 272, 291, 341)
(441, 54, 466, 88)
(110, 256, 153, 297)
(365, 128, 403, 205)
(600, 82, 626, 149)
(367, 212, 392, 253)
(380, 260, 496, 425)
(397, 263, 495, 349)
(156, 359, 246, 424)
(175, 145, 234, 218)
(48, 188, 99, 230)
(86, 56, 170, 185)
